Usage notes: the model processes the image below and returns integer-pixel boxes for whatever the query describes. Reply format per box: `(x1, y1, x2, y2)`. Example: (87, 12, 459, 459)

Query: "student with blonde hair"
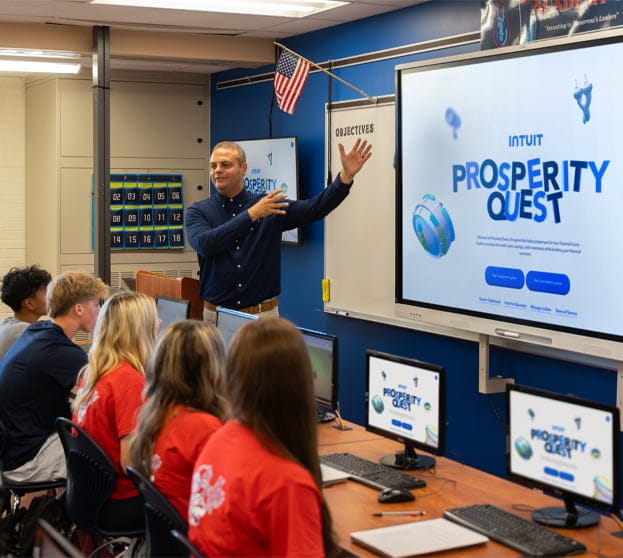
(73, 291, 158, 531)
(189, 317, 338, 558)
(130, 320, 229, 519)
(0, 271, 108, 482)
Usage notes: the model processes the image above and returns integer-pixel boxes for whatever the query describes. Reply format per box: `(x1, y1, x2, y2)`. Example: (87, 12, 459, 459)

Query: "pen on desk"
(372, 511, 426, 517)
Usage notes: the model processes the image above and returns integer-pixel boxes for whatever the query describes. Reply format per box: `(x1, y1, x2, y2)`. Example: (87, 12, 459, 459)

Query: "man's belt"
(204, 297, 279, 315)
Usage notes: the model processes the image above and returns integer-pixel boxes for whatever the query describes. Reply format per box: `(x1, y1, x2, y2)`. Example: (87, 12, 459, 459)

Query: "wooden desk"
(318, 422, 623, 557)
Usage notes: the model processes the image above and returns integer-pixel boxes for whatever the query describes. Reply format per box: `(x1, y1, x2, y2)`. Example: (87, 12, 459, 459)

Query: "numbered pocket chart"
(109, 174, 185, 250)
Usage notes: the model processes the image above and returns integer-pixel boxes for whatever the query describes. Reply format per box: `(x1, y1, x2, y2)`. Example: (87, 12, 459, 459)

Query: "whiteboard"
(324, 98, 402, 324)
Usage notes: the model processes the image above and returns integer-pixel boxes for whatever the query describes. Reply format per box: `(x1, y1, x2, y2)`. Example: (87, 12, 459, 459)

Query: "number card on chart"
(107, 173, 185, 250)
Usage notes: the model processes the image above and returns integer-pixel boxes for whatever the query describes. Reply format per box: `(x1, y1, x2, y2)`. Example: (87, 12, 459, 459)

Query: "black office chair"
(35, 518, 85, 558)
(0, 419, 66, 514)
(2, 473, 66, 514)
(170, 529, 206, 558)
(126, 466, 189, 557)
(55, 417, 143, 543)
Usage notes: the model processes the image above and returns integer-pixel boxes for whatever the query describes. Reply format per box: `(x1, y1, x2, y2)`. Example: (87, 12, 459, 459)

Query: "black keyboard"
(320, 452, 426, 490)
(444, 504, 586, 557)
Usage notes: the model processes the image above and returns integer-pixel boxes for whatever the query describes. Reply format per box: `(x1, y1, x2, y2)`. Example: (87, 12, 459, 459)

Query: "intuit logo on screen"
(451, 135, 609, 224)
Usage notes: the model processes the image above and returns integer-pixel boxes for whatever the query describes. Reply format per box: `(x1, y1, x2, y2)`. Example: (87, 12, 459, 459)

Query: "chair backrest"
(55, 417, 115, 531)
(170, 529, 206, 558)
(126, 466, 187, 557)
(0, 417, 6, 456)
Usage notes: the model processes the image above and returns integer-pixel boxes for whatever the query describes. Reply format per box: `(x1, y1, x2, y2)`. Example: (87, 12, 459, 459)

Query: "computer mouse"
(377, 487, 416, 504)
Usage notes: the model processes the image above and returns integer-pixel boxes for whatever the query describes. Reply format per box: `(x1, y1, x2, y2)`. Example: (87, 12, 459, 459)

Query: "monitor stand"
(532, 497, 600, 529)
(379, 444, 435, 471)
(317, 405, 336, 423)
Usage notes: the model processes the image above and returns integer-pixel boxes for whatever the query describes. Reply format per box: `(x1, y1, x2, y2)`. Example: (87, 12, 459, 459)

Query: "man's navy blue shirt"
(186, 176, 351, 308)
(0, 320, 87, 470)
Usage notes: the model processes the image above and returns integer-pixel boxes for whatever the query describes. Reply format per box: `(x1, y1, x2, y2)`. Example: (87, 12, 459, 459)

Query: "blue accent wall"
(210, 0, 622, 501)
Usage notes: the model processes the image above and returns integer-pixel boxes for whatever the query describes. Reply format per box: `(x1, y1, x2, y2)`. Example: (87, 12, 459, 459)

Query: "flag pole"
(274, 41, 376, 104)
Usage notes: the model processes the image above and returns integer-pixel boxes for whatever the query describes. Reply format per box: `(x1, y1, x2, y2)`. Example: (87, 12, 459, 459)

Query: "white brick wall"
(0, 77, 26, 319)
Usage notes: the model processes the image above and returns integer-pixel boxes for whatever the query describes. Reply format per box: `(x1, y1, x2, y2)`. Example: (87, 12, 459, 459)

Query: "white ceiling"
(0, 0, 429, 38)
(0, 0, 432, 75)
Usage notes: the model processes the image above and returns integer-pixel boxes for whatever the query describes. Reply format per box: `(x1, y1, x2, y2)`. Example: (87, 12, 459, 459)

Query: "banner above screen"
(480, 0, 623, 49)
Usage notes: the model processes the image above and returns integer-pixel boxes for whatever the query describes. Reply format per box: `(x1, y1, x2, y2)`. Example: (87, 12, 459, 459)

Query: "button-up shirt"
(186, 176, 351, 308)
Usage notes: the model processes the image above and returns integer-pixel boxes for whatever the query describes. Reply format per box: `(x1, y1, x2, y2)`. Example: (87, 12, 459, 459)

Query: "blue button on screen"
(485, 266, 525, 289)
(526, 271, 570, 295)
(544, 467, 559, 477)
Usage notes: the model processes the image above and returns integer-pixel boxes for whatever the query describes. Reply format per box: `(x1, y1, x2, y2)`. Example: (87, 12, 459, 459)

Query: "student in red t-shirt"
(72, 291, 159, 532)
(130, 320, 229, 519)
(189, 318, 339, 558)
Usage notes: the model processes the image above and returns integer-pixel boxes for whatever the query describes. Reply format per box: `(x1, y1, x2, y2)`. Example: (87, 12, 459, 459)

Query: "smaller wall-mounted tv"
(234, 136, 301, 245)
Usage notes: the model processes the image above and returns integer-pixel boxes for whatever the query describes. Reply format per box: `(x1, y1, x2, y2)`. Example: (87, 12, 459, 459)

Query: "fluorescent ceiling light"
(0, 60, 81, 74)
(0, 49, 81, 60)
(90, 0, 349, 18)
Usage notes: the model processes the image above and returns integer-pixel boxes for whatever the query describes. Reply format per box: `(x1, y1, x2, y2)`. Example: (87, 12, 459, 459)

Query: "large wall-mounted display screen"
(396, 34, 623, 358)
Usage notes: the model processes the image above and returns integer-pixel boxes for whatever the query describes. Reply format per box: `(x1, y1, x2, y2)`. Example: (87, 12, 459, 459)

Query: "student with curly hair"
(73, 291, 158, 531)
(189, 317, 339, 558)
(130, 320, 229, 519)
(0, 265, 52, 360)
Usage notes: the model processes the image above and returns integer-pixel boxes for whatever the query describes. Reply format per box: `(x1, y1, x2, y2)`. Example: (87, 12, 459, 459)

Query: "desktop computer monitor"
(215, 306, 258, 348)
(365, 349, 446, 470)
(506, 383, 620, 528)
(156, 296, 191, 334)
(298, 327, 338, 422)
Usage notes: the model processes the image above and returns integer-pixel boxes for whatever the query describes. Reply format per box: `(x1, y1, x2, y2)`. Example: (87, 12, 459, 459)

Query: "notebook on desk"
(350, 518, 489, 558)
(320, 463, 350, 487)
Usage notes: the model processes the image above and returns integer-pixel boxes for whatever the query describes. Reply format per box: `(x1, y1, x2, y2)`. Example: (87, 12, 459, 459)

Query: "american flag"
(274, 50, 310, 115)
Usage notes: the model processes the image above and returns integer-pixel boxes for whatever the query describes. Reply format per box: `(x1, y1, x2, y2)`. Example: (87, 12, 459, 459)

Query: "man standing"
(0, 271, 109, 482)
(0, 265, 52, 361)
(186, 137, 372, 322)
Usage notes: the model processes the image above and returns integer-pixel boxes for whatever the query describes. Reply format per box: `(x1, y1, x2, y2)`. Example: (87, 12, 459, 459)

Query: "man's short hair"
(1, 265, 52, 312)
(46, 271, 109, 318)
(211, 141, 247, 165)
